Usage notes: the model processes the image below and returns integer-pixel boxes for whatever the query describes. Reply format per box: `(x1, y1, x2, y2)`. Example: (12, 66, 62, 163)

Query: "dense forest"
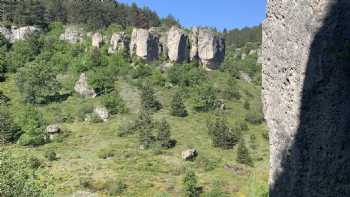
(0, 0, 179, 30)
(0, 0, 267, 196)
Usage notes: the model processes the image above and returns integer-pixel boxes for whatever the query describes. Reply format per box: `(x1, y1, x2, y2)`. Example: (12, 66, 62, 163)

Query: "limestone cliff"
(263, 0, 350, 196)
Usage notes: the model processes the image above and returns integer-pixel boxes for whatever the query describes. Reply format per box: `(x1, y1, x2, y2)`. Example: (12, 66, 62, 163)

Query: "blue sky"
(118, 0, 266, 30)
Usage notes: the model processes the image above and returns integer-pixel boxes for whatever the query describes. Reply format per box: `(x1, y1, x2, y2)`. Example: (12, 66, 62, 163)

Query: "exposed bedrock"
(262, 0, 350, 196)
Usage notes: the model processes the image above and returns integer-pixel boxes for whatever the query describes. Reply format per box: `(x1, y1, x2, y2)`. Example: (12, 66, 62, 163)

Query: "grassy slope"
(0, 70, 268, 196)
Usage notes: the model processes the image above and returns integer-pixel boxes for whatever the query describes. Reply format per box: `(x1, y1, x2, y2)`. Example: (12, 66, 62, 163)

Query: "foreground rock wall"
(263, 0, 350, 196)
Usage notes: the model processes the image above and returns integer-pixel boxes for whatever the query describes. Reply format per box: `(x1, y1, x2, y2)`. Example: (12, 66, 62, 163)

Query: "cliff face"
(263, 0, 350, 196)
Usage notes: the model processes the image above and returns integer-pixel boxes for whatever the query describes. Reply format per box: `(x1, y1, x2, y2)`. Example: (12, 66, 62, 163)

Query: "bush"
(245, 111, 264, 125)
(107, 180, 127, 195)
(167, 63, 206, 87)
(0, 91, 10, 105)
(131, 64, 153, 79)
(140, 83, 161, 112)
(75, 103, 94, 121)
(0, 47, 7, 81)
(27, 156, 42, 169)
(193, 84, 217, 112)
(45, 150, 57, 161)
(7, 41, 37, 72)
(236, 139, 253, 167)
(0, 151, 50, 196)
(155, 119, 172, 148)
(97, 148, 115, 159)
(16, 61, 61, 104)
(223, 78, 240, 100)
(87, 67, 116, 95)
(183, 170, 199, 197)
(170, 92, 188, 117)
(16, 106, 47, 146)
(243, 100, 250, 110)
(101, 92, 127, 115)
(0, 107, 22, 143)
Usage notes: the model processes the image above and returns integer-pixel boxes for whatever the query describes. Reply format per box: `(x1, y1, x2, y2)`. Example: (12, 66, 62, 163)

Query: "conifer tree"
(140, 83, 161, 112)
(156, 118, 172, 148)
(236, 139, 253, 166)
(183, 170, 198, 197)
(170, 92, 188, 117)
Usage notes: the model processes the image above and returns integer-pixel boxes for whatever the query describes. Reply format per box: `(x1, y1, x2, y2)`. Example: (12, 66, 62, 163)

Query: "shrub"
(131, 64, 153, 79)
(7, 41, 37, 72)
(236, 139, 253, 167)
(75, 103, 94, 121)
(183, 170, 199, 197)
(0, 107, 22, 143)
(16, 61, 61, 104)
(97, 148, 114, 159)
(250, 134, 258, 150)
(167, 63, 206, 87)
(223, 78, 240, 100)
(140, 83, 161, 111)
(243, 100, 250, 110)
(170, 92, 188, 117)
(0, 91, 10, 105)
(245, 111, 264, 125)
(87, 67, 116, 95)
(27, 156, 42, 169)
(0, 151, 50, 196)
(155, 119, 172, 148)
(45, 150, 57, 161)
(207, 114, 240, 149)
(107, 180, 127, 195)
(16, 106, 47, 146)
(101, 92, 127, 115)
(0, 47, 6, 81)
(193, 84, 217, 112)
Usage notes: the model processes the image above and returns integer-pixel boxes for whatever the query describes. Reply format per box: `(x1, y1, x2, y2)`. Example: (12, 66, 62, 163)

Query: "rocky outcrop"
(60, 26, 84, 44)
(167, 26, 189, 62)
(108, 32, 128, 54)
(91, 32, 103, 48)
(189, 27, 199, 61)
(181, 149, 198, 160)
(263, 0, 350, 196)
(46, 124, 61, 140)
(93, 106, 109, 122)
(74, 73, 96, 98)
(149, 27, 168, 58)
(197, 28, 225, 70)
(0, 26, 40, 43)
(130, 28, 159, 61)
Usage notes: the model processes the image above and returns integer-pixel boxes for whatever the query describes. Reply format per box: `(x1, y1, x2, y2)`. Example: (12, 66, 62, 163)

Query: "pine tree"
(207, 113, 240, 149)
(134, 110, 155, 149)
(170, 92, 188, 117)
(183, 170, 198, 197)
(140, 83, 161, 112)
(0, 106, 21, 144)
(236, 139, 253, 166)
(156, 118, 172, 148)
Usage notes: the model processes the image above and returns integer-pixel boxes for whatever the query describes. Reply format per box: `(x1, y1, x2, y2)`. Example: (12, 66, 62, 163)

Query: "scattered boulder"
(241, 53, 247, 60)
(46, 124, 61, 140)
(160, 62, 173, 72)
(167, 26, 189, 62)
(60, 26, 84, 44)
(93, 106, 109, 122)
(182, 149, 198, 160)
(240, 71, 252, 83)
(0, 26, 40, 43)
(197, 28, 225, 70)
(91, 32, 103, 48)
(74, 73, 97, 98)
(130, 28, 159, 61)
(189, 27, 199, 61)
(108, 32, 128, 54)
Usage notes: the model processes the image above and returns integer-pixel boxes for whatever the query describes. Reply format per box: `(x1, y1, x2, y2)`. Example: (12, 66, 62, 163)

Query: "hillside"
(0, 1, 267, 197)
